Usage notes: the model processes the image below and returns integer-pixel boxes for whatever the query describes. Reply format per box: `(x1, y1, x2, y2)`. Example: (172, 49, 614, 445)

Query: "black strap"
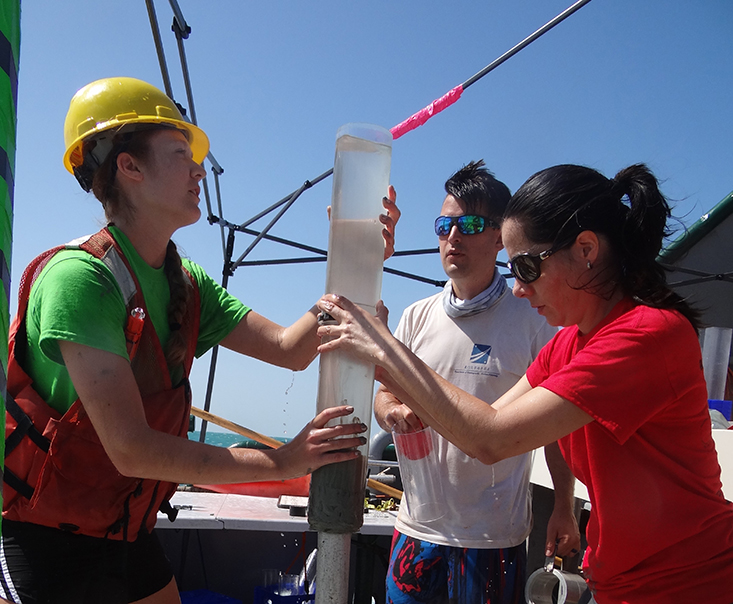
(3, 395, 52, 500)
(4, 393, 50, 455)
(105, 480, 143, 541)
(139, 481, 163, 533)
(4, 406, 34, 456)
(3, 466, 35, 500)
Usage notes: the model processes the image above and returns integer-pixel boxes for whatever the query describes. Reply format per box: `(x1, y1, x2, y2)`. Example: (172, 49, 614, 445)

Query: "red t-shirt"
(527, 298, 733, 603)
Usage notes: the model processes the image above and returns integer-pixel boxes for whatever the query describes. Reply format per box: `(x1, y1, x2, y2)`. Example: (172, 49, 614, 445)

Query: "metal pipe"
(167, 0, 190, 39)
(237, 170, 332, 230)
(144, 0, 174, 97)
(315, 533, 351, 604)
(211, 169, 227, 258)
(231, 183, 311, 269)
(461, 0, 594, 89)
(198, 230, 235, 440)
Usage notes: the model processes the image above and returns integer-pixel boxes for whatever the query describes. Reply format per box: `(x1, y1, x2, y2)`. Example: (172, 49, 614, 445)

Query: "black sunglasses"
(434, 214, 500, 237)
(506, 249, 556, 284)
(507, 236, 577, 284)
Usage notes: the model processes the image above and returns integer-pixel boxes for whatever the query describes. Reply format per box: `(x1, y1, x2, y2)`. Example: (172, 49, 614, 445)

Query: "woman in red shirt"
(318, 163, 733, 603)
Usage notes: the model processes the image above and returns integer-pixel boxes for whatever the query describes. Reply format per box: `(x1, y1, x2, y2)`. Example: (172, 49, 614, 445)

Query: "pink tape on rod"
(390, 85, 464, 140)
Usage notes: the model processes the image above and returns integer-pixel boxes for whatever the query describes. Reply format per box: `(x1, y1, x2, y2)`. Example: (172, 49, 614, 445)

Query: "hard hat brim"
(63, 117, 210, 173)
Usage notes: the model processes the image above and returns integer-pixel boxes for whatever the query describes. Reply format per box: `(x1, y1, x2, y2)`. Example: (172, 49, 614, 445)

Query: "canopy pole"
(223, 0, 595, 260)
(462, 0, 594, 89)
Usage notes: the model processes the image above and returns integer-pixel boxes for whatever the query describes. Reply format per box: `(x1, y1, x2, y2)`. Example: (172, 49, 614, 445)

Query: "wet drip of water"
(282, 372, 296, 437)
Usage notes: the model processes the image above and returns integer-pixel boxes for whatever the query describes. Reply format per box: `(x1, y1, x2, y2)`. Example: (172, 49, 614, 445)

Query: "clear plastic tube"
(308, 123, 392, 534)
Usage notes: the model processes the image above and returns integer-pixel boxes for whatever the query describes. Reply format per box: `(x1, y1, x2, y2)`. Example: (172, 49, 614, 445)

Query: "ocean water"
(188, 431, 246, 448)
(188, 431, 291, 449)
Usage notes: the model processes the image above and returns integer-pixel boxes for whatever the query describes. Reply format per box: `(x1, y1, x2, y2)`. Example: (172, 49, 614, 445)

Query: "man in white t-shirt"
(375, 160, 580, 603)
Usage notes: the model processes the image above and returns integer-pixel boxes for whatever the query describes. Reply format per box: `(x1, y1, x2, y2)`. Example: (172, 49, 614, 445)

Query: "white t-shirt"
(393, 284, 556, 548)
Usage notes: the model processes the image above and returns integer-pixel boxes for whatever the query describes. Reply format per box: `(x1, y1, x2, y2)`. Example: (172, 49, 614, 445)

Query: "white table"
(156, 490, 397, 535)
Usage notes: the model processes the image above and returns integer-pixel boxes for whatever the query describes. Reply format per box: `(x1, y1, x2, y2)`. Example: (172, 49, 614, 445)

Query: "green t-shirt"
(23, 227, 250, 414)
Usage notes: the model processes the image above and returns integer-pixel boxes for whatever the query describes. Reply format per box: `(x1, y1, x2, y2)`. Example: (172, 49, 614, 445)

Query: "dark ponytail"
(505, 163, 701, 330)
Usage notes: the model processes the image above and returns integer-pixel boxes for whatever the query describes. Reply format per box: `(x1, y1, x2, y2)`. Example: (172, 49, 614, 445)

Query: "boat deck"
(157, 430, 732, 602)
(156, 491, 396, 602)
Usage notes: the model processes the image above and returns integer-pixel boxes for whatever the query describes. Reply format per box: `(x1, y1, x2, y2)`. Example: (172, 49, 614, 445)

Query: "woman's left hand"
(273, 405, 368, 479)
(316, 295, 392, 367)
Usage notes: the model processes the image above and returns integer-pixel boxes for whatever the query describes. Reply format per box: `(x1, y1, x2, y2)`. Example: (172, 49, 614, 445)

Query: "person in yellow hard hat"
(0, 77, 400, 604)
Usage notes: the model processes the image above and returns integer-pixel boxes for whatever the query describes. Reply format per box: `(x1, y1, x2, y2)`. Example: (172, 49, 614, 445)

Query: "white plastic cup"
(525, 568, 588, 604)
(277, 573, 301, 596)
(259, 568, 280, 588)
(392, 426, 445, 522)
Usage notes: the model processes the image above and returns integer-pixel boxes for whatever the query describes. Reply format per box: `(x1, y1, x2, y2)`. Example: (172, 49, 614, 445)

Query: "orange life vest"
(3, 227, 200, 541)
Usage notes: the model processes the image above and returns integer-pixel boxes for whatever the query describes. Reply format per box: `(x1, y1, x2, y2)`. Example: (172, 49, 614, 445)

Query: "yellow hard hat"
(63, 76, 210, 174)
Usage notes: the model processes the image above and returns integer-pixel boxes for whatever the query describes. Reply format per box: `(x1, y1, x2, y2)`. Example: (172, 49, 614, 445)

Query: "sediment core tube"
(309, 125, 391, 603)
(309, 123, 392, 536)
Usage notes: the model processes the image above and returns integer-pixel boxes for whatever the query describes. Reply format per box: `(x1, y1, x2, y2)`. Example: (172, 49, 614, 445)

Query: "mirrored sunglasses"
(434, 214, 500, 236)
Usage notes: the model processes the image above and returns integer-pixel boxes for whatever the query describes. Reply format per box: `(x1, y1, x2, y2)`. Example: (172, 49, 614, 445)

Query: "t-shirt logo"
(470, 343, 492, 365)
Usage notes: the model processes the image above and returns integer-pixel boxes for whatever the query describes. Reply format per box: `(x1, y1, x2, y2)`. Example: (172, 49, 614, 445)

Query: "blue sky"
(12, 1, 733, 439)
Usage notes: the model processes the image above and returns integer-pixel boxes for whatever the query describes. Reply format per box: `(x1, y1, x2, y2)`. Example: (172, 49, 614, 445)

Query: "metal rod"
(199, 230, 236, 440)
(238, 227, 328, 256)
(236, 257, 325, 267)
(660, 263, 733, 287)
(237, 171, 331, 230)
(668, 275, 733, 288)
(231, 181, 312, 269)
(167, 0, 190, 39)
(232, 255, 446, 287)
(197, 344, 220, 444)
(206, 149, 224, 175)
(145, 0, 174, 97)
(461, 0, 594, 89)
(315, 533, 351, 604)
(368, 459, 399, 468)
(384, 267, 446, 287)
(392, 248, 439, 257)
(200, 174, 214, 228)
(660, 263, 723, 278)
(212, 169, 227, 259)
(173, 21, 198, 125)
(149, 0, 224, 259)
